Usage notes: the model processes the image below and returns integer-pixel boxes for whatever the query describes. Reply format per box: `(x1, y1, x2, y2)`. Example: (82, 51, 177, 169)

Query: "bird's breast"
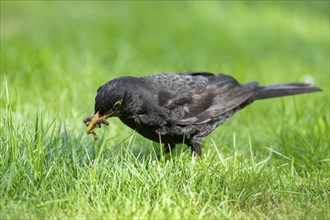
(119, 116, 162, 142)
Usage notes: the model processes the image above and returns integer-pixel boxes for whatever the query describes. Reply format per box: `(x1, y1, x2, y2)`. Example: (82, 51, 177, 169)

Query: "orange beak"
(86, 112, 111, 133)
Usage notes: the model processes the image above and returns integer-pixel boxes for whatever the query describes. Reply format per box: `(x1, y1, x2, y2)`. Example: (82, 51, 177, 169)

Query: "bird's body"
(86, 72, 321, 156)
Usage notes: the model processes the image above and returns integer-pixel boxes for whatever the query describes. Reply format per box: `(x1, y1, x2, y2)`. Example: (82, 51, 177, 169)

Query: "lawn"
(1, 1, 329, 219)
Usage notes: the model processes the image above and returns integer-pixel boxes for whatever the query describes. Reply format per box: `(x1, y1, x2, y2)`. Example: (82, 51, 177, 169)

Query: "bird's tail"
(252, 83, 322, 100)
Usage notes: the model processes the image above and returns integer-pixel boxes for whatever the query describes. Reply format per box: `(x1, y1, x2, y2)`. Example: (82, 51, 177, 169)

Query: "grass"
(1, 1, 329, 219)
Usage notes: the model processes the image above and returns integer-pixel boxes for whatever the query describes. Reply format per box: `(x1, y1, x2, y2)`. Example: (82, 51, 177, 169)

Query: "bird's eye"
(113, 100, 122, 109)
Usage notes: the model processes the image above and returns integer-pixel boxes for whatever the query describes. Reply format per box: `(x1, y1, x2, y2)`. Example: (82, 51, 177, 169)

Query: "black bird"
(84, 72, 321, 156)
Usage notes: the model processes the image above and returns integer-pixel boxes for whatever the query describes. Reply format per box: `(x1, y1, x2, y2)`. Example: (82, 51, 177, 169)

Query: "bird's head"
(86, 77, 141, 134)
(95, 81, 126, 117)
(85, 78, 126, 133)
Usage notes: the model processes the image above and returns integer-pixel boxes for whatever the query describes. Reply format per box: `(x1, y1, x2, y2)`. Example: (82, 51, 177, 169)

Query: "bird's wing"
(147, 72, 258, 125)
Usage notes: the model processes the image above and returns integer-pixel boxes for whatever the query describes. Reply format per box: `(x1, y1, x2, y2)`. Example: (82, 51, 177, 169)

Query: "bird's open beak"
(86, 111, 111, 133)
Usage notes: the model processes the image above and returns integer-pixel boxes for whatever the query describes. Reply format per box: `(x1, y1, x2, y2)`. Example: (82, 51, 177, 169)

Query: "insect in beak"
(86, 112, 112, 134)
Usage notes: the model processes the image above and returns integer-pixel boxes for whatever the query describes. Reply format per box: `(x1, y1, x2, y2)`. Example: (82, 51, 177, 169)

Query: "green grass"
(1, 1, 329, 219)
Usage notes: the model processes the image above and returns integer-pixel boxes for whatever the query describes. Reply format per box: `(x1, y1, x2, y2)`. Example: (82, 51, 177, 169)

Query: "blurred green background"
(1, 1, 329, 148)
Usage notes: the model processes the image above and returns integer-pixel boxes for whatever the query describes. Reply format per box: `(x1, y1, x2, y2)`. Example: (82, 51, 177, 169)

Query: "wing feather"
(146, 72, 258, 125)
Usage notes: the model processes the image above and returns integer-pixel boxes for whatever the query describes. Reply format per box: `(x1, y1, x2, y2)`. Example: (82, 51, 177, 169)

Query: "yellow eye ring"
(113, 100, 122, 109)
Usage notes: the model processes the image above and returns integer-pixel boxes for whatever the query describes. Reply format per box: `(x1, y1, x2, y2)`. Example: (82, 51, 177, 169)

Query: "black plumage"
(85, 72, 321, 156)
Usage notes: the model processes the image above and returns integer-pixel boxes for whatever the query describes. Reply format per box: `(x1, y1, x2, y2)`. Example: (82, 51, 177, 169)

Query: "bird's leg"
(164, 143, 176, 154)
(188, 139, 202, 157)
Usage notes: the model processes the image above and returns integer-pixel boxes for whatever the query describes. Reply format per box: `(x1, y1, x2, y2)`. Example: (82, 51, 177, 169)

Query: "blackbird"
(84, 72, 321, 156)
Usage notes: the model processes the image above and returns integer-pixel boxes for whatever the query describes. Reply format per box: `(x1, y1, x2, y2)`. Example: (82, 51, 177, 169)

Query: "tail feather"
(252, 83, 322, 100)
